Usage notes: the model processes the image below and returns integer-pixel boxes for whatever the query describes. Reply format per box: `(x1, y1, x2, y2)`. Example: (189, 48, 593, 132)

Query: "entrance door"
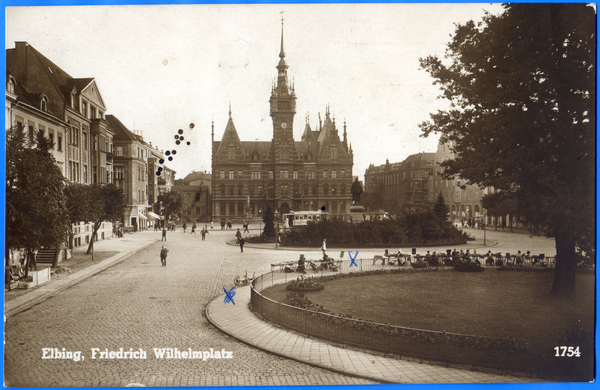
(280, 202, 290, 214)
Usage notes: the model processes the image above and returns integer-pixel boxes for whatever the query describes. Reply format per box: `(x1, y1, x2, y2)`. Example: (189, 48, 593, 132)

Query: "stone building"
(364, 141, 492, 221)
(5, 42, 113, 257)
(211, 24, 353, 221)
(106, 115, 151, 231)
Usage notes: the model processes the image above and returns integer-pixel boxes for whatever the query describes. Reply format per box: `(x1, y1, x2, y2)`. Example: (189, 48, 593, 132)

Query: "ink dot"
(158, 167, 163, 171)
(179, 136, 184, 141)
(159, 159, 164, 164)
(165, 151, 171, 156)
(172, 150, 177, 155)
(175, 135, 179, 139)
(187, 141, 191, 145)
(178, 129, 184, 135)
(168, 156, 173, 161)
(189, 123, 195, 129)
(156, 171, 161, 176)
(176, 140, 181, 145)
(321, 206, 326, 211)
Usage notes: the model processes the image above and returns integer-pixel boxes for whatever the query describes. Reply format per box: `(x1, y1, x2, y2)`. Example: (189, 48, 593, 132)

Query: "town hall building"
(211, 23, 354, 220)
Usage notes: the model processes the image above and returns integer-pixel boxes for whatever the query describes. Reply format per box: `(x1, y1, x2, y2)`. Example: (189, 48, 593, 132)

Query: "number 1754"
(554, 346, 581, 357)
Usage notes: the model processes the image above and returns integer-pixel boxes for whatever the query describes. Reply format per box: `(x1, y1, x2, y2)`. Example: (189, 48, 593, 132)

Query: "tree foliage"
(6, 126, 70, 274)
(157, 190, 193, 227)
(262, 205, 276, 238)
(419, 4, 595, 297)
(65, 183, 125, 254)
(433, 192, 450, 221)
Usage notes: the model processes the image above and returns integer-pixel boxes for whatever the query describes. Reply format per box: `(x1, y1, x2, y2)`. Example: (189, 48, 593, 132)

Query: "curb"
(204, 293, 391, 384)
(5, 240, 157, 319)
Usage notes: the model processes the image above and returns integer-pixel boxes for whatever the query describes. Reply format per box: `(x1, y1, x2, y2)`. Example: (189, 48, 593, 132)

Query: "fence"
(250, 258, 569, 377)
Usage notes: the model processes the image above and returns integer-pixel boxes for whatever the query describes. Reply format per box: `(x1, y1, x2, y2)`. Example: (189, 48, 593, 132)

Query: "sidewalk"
(206, 286, 539, 384)
(4, 231, 158, 318)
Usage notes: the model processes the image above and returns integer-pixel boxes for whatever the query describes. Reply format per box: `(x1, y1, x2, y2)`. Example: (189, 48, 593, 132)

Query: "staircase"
(36, 248, 57, 264)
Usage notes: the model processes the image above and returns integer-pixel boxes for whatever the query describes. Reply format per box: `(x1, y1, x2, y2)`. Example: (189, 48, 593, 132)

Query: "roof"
(106, 114, 143, 141)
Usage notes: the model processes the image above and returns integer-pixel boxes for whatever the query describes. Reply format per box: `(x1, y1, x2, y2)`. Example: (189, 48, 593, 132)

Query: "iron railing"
(250, 260, 563, 376)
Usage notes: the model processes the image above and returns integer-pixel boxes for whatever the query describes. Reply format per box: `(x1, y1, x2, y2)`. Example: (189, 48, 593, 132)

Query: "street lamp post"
(483, 210, 487, 246)
(259, 208, 262, 236)
(274, 209, 279, 249)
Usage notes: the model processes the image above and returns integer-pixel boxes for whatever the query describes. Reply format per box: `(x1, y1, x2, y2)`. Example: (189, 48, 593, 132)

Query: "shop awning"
(138, 213, 148, 220)
(147, 211, 162, 220)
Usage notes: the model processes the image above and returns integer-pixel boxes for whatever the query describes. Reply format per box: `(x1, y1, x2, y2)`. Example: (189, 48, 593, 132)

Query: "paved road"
(4, 228, 377, 387)
(4, 226, 556, 386)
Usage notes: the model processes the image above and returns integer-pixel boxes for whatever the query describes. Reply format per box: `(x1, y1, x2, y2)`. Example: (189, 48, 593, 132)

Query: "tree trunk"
(86, 222, 100, 254)
(550, 234, 577, 298)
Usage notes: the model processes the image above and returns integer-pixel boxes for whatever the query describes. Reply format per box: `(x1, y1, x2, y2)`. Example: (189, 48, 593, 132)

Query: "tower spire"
(279, 11, 285, 59)
(228, 102, 232, 118)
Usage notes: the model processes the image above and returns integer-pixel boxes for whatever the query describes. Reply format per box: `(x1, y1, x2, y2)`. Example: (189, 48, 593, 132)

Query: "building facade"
(106, 115, 152, 231)
(211, 25, 353, 221)
(364, 142, 492, 221)
(6, 42, 113, 254)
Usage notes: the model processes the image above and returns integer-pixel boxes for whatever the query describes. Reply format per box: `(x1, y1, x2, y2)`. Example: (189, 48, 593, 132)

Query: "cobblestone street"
(4, 228, 377, 387)
(4, 226, 556, 386)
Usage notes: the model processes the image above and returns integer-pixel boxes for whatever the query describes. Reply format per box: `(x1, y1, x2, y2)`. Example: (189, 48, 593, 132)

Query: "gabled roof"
(106, 114, 142, 141)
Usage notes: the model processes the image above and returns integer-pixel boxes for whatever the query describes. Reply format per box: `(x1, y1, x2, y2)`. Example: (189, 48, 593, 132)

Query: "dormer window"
(82, 101, 87, 117)
(40, 96, 48, 112)
(7, 76, 15, 94)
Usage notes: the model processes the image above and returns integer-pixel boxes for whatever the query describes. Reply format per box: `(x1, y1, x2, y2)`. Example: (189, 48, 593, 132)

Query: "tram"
(282, 211, 329, 228)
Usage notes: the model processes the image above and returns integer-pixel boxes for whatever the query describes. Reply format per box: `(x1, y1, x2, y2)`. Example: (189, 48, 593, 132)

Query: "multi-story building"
(106, 115, 151, 231)
(6, 42, 113, 255)
(211, 24, 353, 221)
(364, 141, 491, 221)
(173, 171, 212, 223)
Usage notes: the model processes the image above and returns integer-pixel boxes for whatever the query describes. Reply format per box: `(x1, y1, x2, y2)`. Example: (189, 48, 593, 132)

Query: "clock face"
(280, 121, 288, 129)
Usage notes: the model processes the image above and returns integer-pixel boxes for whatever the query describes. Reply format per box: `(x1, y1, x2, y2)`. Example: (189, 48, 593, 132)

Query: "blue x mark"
(349, 251, 359, 267)
(223, 285, 236, 305)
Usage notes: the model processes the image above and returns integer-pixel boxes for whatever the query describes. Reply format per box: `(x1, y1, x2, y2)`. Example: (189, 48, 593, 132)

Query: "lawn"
(261, 269, 595, 342)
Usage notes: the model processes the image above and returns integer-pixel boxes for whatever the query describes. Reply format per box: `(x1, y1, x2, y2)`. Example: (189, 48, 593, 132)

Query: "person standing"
(321, 238, 327, 256)
(182, 223, 187, 233)
(161, 229, 167, 241)
(235, 228, 242, 243)
(191, 224, 196, 234)
(239, 237, 245, 253)
(201, 227, 208, 241)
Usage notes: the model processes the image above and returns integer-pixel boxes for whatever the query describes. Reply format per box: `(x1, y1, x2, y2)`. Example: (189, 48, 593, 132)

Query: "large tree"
(433, 192, 450, 221)
(6, 126, 70, 276)
(419, 4, 595, 297)
(157, 190, 193, 228)
(65, 183, 125, 255)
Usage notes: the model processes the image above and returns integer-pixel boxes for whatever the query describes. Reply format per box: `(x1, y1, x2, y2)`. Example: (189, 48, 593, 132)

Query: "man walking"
(201, 227, 208, 241)
(235, 228, 242, 244)
(239, 237, 245, 253)
(160, 246, 169, 267)
(161, 229, 167, 241)
(243, 221, 250, 233)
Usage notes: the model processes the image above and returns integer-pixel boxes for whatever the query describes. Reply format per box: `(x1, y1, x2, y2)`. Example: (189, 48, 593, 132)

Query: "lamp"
(274, 209, 280, 249)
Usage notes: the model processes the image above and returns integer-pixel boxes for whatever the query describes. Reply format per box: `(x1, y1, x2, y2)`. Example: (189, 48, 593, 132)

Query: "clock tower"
(269, 18, 297, 162)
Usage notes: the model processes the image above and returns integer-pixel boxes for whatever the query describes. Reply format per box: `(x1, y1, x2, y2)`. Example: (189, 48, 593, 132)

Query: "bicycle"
(234, 270, 255, 286)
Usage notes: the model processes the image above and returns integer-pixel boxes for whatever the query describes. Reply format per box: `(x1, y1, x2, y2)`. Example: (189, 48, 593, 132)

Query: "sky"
(5, 3, 505, 181)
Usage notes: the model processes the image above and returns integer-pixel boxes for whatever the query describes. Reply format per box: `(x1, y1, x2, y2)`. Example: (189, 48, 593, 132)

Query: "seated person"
(297, 255, 306, 273)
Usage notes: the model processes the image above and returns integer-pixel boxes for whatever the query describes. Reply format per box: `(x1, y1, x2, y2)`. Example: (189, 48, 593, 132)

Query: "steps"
(36, 248, 57, 264)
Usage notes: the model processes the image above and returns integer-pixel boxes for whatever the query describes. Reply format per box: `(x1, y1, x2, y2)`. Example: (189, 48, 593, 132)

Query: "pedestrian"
(160, 246, 169, 267)
(239, 237, 245, 253)
(321, 238, 327, 256)
(183, 223, 187, 233)
(243, 220, 250, 233)
(210, 222, 214, 230)
(235, 228, 242, 243)
(201, 227, 208, 241)
(191, 225, 196, 234)
(161, 229, 167, 241)
(220, 219, 225, 230)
